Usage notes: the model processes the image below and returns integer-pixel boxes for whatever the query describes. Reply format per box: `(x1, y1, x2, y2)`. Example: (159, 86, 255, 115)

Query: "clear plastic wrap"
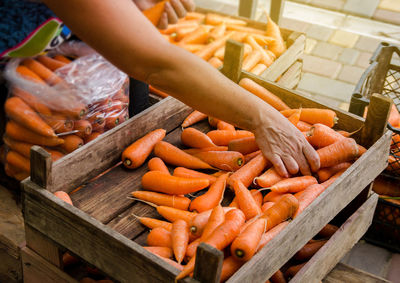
(2, 41, 129, 180)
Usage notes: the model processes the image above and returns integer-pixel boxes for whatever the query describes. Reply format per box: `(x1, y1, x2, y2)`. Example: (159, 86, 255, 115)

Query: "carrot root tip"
(124, 159, 132, 166)
(190, 226, 197, 233)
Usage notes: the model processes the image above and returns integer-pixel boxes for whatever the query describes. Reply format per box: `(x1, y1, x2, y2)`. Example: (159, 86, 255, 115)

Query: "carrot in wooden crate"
(245, 35, 274, 66)
(307, 123, 345, 148)
(193, 151, 244, 171)
(147, 227, 172, 248)
(60, 135, 84, 153)
(220, 256, 244, 282)
(244, 150, 261, 163)
(181, 110, 207, 128)
(181, 127, 216, 148)
(43, 115, 74, 134)
(156, 205, 197, 223)
(143, 246, 173, 259)
(261, 194, 299, 230)
(217, 120, 235, 131)
(147, 157, 170, 174)
(294, 240, 328, 261)
(132, 215, 172, 231)
(228, 153, 269, 188)
(179, 26, 210, 45)
(250, 63, 268, 76)
(228, 136, 258, 155)
(208, 57, 223, 68)
(317, 138, 359, 168)
(232, 180, 261, 220)
(207, 130, 254, 146)
(317, 162, 352, 182)
(131, 191, 190, 210)
(205, 13, 247, 26)
(195, 32, 235, 61)
(173, 167, 217, 185)
(53, 191, 73, 205)
(255, 167, 286, 188)
(242, 50, 262, 72)
(84, 132, 102, 143)
(281, 109, 338, 128)
(318, 224, 339, 238)
(293, 184, 325, 218)
(6, 150, 30, 173)
(208, 23, 226, 41)
(265, 14, 286, 57)
(268, 176, 318, 194)
(12, 87, 52, 117)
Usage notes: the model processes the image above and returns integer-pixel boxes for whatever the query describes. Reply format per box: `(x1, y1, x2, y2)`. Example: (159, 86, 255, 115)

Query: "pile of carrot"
(120, 77, 367, 281)
(3, 54, 129, 181)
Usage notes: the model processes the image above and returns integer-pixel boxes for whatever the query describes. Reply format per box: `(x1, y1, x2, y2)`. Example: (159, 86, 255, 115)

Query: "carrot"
(62, 252, 79, 267)
(195, 32, 235, 61)
(188, 207, 233, 238)
(318, 224, 339, 238)
(257, 221, 289, 252)
(388, 104, 400, 126)
(245, 35, 274, 67)
(181, 127, 216, 148)
(154, 141, 213, 169)
(161, 21, 199, 35)
(131, 191, 190, 210)
(53, 55, 72, 64)
(321, 169, 346, 189)
(73, 120, 92, 138)
(265, 15, 286, 57)
(251, 34, 276, 45)
(22, 58, 63, 85)
(207, 130, 254, 146)
(6, 151, 30, 173)
(228, 153, 269, 188)
(217, 120, 235, 131)
(372, 175, 400, 197)
(200, 205, 226, 241)
(220, 256, 244, 282)
(208, 116, 221, 128)
(185, 237, 201, 260)
(173, 167, 217, 185)
(12, 87, 52, 117)
(250, 63, 268, 76)
(317, 138, 359, 168)
(148, 157, 170, 174)
(358, 144, 367, 156)
(176, 209, 246, 280)
(317, 162, 352, 182)
(268, 176, 318, 194)
(293, 184, 326, 218)
(193, 151, 244, 171)
(262, 201, 275, 212)
(159, 256, 184, 271)
(244, 150, 261, 163)
(229, 189, 262, 208)
(232, 180, 262, 220)
(205, 13, 247, 26)
(287, 108, 302, 126)
(3, 136, 33, 159)
(133, 214, 172, 231)
(53, 191, 73, 205)
(143, 246, 173, 258)
(122, 129, 166, 169)
(16, 65, 46, 84)
(231, 218, 266, 261)
(142, 0, 167, 26)
(37, 55, 67, 71)
(6, 121, 64, 146)
(173, 26, 198, 42)
(270, 270, 286, 283)
(208, 57, 223, 69)
(189, 173, 229, 213)
(294, 240, 327, 261)
(5, 97, 56, 137)
(104, 115, 120, 129)
(285, 263, 306, 279)
(147, 227, 172, 248)
(171, 220, 189, 264)
(307, 123, 344, 148)
(84, 132, 102, 143)
(60, 134, 84, 153)
(242, 50, 262, 72)
(183, 146, 228, 155)
(142, 171, 209, 195)
(149, 85, 169, 98)
(260, 194, 299, 230)
(263, 191, 286, 203)
(255, 167, 286, 188)
(228, 136, 258, 155)
(239, 78, 290, 111)
(43, 115, 74, 134)
(179, 26, 209, 44)
(281, 109, 338, 128)
(209, 23, 226, 41)
(226, 24, 266, 35)
(156, 206, 197, 223)
(296, 121, 312, 132)
(185, 12, 206, 21)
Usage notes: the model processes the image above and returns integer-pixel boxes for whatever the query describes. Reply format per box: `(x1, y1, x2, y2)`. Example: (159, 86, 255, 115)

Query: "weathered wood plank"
(193, 243, 224, 283)
(276, 60, 302, 89)
(270, 0, 285, 25)
(221, 40, 244, 83)
(238, 0, 258, 19)
(323, 263, 391, 283)
(290, 193, 379, 283)
(226, 131, 391, 282)
(23, 181, 182, 283)
(30, 146, 52, 189)
(0, 249, 22, 283)
(21, 247, 77, 283)
(50, 97, 191, 194)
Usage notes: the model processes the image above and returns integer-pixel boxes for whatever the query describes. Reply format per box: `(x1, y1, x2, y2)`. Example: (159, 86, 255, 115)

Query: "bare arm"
(42, 0, 320, 176)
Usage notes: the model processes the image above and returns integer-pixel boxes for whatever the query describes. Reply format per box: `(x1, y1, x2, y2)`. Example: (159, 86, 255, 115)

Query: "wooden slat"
(30, 146, 52, 189)
(193, 243, 224, 283)
(49, 97, 191, 193)
(323, 263, 391, 283)
(23, 181, 183, 283)
(290, 193, 379, 283)
(226, 131, 391, 282)
(270, 0, 285, 25)
(238, 0, 258, 19)
(221, 40, 244, 83)
(276, 60, 302, 89)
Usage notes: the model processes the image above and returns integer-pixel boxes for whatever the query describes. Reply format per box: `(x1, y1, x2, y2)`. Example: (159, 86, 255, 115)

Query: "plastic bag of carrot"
(2, 41, 129, 181)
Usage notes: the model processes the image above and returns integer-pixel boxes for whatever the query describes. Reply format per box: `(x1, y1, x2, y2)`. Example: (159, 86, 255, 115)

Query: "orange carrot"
(131, 191, 190, 210)
(142, 171, 209, 195)
(16, 65, 45, 84)
(265, 15, 286, 57)
(245, 35, 274, 67)
(133, 215, 172, 231)
(149, 85, 169, 98)
(307, 123, 344, 148)
(268, 176, 318, 193)
(185, 237, 201, 260)
(232, 180, 262, 220)
(285, 263, 306, 279)
(12, 87, 51, 117)
(195, 32, 235, 61)
(228, 136, 258, 155)
(257, 221, 289, 252)
(148, 157, 170, 174)
(181, 127, 216, 148)
(84, 132, 102, 143)
(183, 146, 228, 155)
(294, 240, 327, 261)
(208, 116, 221, 128)
(261, 201, 275, 212)
(53, 191, 73, 205)
(255, 167, 286, 188)
(287, 108, 301, 126)
(207, 130, 254, 146)
(154, 141, 213, 169)
(189, 173, 228, 212)
(242, 50, 262, 71)
(317, 138, 359, 168)
(37, 55, 67, 71)
(5, 97, 56, 137)
(358, 145, 367, 156)
(263, 191, 286, 203)
(270, 270, 287, 283)
(43, 115, 74, 134)
(239, 78, 289, 111)
(147, 227, 172, 248)
(226, 24, 266, 35)
(220, 256, 244, 282)
(244, 150, 261, 163)
(60, 135, 84, 153)
(281, 109, 338, 128)
(182, 110, 208, 128)
(260, 194, 299, 230)
(205, 13, 247, 26)
(73, 120, 92, 138)
(156, 205, 197, 223)
(188, 207, 233, 238)
(250, 63, 268, 76)
(142, 0, 167, 26)
(231, 218, 266, 261)
(53, 55, 72, 64)
(296, 121, 312, 132)
(173, 167, 217, 185)
(22, 58, 63, 85)
(193, 151, 244, 171)
(5, 121, 64, 146)
(229, 189, 262, 208)
(171, 219, 189, 264)
(173, 26, 198, 42)
(209, 23, 226, 41)
(293, 184, 326, 218)
(318, 224, 339, 238)
(217, 120, 235, 131)
(388, 104, 400, 126)
(179, 26, 209, 44)
(143, 246, 173, 258)
(317, 162, 352, 182)
(228, 153, 269, 188)
(208, 57, 223, 68)
(122, 129, 166, 169)
(6, 151, 30, 173)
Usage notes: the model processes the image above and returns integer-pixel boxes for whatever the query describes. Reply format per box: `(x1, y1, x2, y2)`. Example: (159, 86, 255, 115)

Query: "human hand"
(133, 0, 195, 29)
(252, 113, 320, 177)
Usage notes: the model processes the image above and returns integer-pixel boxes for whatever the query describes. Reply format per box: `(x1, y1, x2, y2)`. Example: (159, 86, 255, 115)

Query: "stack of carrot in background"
(149, 11, 286, 99)
(2, 49, 129, 181)
(101, 77, 368, 281)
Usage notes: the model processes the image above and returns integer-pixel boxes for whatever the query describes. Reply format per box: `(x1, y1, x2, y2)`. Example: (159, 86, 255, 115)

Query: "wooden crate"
(21, 40, 392, 282)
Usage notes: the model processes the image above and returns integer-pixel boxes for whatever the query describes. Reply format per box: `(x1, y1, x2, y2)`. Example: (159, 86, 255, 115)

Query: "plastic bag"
(2, 41, 129, 180)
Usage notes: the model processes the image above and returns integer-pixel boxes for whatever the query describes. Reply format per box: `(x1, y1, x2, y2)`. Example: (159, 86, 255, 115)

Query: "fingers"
(180, 0, 195, 12)
(170, 0, 187, 18)
(268, 154, 289, 178)
(157, 12, 169, 29)
(303, 143, 320, 172)
(164, 1, 179, 24)
(295, 153, 312, 176)
(281, 155, 299, 175)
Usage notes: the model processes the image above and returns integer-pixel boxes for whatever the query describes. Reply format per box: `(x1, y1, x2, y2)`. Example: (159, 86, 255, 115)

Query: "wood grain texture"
(221, 40, 244, 83)
(226, 131, 391, 282)
(50, 97, 191, 194)
(323, 263, 391, 283)
(30, 146, 52, 189)
(277, 60, 302, 89)
(193, 243, 224, 283)
(21, 247, 77, 283)
(238, 0, 258, 19)
(0, 249, 22, 283)
(290, 193, 378, 283)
